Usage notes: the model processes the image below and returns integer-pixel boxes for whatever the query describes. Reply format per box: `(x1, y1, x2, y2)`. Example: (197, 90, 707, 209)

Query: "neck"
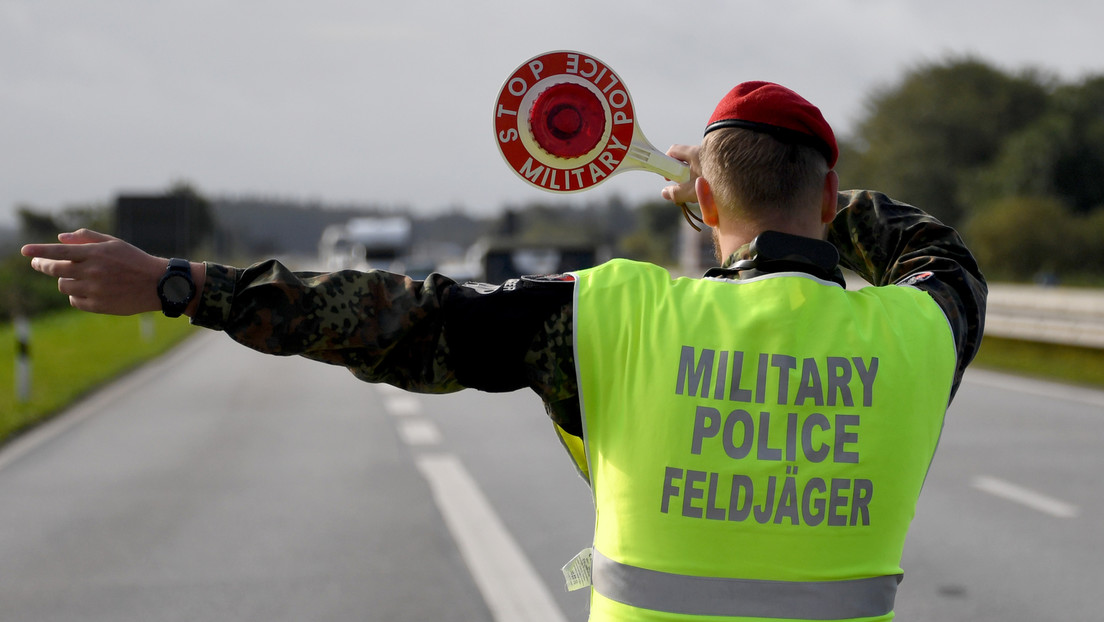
(714, 217, 826, 261)
(710, 170, 839, 260)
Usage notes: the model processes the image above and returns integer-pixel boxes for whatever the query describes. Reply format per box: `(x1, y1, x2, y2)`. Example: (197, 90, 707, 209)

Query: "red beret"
(705, 81, 838, 168)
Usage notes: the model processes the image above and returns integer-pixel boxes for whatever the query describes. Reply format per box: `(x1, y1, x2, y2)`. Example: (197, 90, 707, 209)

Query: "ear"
(696, 177, 720, 227)
(820, 170, 839, 224)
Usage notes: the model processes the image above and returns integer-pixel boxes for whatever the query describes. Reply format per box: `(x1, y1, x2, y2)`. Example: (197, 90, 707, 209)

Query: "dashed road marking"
(416, 453, 570, 622)
(397, 419, 443, 446)
(382, 387, 569, 621)
(384, 394, 422, 417)
(972, 475, 1079, 519)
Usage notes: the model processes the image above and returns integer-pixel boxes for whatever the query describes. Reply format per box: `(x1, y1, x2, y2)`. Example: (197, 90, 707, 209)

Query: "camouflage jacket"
(192, 190, 987, 436)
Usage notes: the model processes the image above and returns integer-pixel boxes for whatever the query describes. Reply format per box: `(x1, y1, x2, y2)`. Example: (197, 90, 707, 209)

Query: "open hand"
(21, 230, 180, 316)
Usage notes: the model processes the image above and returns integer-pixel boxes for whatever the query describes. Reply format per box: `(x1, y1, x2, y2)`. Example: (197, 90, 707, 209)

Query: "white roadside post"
(14, 315, 31, 403)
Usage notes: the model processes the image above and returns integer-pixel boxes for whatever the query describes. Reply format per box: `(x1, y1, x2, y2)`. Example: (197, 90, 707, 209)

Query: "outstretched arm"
(21, 229, 205, 317)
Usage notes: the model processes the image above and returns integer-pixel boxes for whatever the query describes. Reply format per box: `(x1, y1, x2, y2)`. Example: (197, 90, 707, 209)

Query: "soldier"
(24, 81, 985, 621)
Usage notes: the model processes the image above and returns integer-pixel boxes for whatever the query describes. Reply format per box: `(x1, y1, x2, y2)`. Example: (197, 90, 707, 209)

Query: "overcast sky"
(3, 1, 1102, 228)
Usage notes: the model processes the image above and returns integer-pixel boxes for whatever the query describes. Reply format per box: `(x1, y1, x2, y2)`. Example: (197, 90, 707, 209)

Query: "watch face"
(162, 274, 193, 303)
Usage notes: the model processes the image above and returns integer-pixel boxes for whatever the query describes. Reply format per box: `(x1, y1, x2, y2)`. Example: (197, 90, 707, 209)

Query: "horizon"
(4, 1, 1103, 228)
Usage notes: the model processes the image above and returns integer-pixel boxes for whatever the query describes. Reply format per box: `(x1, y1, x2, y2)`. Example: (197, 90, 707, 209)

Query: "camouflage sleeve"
(191, 259, 465, 393)
(827, 190, 988, 398)
(191, 261, 582, 431)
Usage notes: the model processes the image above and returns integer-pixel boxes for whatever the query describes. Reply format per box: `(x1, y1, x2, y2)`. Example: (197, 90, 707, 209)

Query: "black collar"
(703, 231, 846, 287)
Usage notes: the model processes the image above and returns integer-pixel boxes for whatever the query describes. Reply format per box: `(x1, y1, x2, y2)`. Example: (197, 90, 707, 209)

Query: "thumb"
(59, 229, 117, 244)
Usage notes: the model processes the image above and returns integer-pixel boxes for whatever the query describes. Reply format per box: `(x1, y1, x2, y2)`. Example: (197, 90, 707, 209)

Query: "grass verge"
(972, 335, 1104, 389)
(0, 309, 196, 445)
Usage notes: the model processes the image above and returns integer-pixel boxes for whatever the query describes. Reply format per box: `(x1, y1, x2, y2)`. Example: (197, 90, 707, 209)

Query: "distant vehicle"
(474, 235, 604, 284)
(319, 216, 413, 272)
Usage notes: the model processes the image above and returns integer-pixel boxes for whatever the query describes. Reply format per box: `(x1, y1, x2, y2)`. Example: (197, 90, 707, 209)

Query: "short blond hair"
(700, 127, 828, 220)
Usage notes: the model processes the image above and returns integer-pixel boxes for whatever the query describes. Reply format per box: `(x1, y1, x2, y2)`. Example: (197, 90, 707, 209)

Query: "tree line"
(836, 56, 1104, 283)
(4, 56, 1103, 321)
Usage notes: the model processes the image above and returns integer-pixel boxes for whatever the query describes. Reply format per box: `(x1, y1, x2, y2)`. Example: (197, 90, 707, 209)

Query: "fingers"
(660, 144, 703, 205)
(21, 230, 167, 315)
(59, 229, 117, 244)
(21, 243, 83, 261)
(57, 277, 107, 313)
(661, 183, 691, 203)
(26, 256, 68, 279)
(665, 144, 699, 165)
(21, 230, 105, 262)
(22, 230, 124, 276)
(61, 289, 106, 314)
(661, 180, 699, 206)
(23, 250, 88, 280)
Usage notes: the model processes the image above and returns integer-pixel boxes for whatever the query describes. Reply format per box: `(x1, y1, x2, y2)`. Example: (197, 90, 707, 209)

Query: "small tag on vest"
(562, 547, 593, 591)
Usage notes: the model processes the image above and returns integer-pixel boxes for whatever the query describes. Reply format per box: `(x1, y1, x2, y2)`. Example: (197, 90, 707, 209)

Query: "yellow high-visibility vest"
(570, 259, 956, 621)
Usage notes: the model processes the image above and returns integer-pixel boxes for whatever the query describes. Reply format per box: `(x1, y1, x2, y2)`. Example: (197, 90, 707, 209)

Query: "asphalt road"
(0, 331, 1100, 621)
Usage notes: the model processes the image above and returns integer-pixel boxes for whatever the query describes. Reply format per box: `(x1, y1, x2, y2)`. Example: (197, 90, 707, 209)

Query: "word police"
(661, 346, 881, 527)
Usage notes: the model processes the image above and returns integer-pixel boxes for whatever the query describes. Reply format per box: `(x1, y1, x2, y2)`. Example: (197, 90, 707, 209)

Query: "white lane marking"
(384, 394, 421, 417)
(416, 453, 569, 622)
(397, 419, 443, 446)
(376, 383, 405, 397)
(972, 475, 1079, 519)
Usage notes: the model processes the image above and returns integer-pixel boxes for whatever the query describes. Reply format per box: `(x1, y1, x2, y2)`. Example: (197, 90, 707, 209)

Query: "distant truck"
(319, 216, 413, 272)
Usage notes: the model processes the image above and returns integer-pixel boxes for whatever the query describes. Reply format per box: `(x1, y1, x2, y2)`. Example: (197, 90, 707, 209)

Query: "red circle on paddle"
(528, 82, 606, 158)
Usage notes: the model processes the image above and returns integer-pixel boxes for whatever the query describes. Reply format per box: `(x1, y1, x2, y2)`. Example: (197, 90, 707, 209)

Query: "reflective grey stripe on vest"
(592, 549, 901, 620)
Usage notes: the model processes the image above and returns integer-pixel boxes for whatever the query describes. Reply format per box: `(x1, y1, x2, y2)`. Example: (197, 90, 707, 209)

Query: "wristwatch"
(157, 258, 196, 318)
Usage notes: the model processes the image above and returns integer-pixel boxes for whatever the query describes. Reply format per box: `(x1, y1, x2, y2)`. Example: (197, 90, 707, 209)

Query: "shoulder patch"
(459, 281, 503, 295)
(898, 271, 934, 287)
(522, 273, 577, 283)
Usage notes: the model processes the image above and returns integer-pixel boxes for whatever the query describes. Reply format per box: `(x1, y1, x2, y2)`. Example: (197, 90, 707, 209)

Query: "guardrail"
(840, 275, 1104, 349)
(984, 284, 1104, 349)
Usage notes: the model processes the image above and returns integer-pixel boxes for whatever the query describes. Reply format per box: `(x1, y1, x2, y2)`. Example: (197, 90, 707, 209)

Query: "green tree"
(1069, 208, 1104, 282)
(16, 202, 113, 243)
(16, 206, 63, 242)
(619, 200, 680, 265)
(839, 57, 1049, 226)
(965, 75, 1104, 215)
(963, 196, 1080, 281)
(1043, 76, 1104, 213)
